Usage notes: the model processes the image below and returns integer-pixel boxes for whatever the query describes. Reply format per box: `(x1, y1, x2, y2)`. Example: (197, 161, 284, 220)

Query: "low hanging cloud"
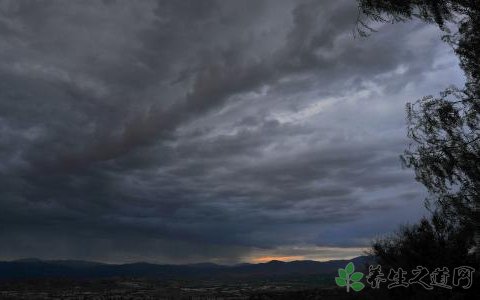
(0, 0, 464, 263)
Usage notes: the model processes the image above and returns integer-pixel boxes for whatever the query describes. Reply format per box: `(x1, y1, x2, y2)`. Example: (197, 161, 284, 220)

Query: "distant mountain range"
(0, 256, 373, 280)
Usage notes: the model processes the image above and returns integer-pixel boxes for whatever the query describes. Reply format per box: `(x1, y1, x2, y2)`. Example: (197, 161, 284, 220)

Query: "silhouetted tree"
(373, 212, 473, 266)
(370, 212, 477, 299)
(357, 0, 480, 261)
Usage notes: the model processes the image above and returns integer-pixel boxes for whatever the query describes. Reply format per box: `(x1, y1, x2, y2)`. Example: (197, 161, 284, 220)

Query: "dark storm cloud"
(0, 0, 463, 263)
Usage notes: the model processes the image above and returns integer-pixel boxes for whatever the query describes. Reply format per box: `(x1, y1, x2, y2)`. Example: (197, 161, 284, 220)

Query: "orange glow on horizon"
(250, 255, 305, 263)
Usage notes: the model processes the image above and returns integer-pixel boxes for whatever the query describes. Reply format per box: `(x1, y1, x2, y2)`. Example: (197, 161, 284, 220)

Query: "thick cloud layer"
(0, 0, 464, 264)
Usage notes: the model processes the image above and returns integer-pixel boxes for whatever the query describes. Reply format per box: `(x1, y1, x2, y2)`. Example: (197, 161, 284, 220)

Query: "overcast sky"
(0, 0, 465, 264)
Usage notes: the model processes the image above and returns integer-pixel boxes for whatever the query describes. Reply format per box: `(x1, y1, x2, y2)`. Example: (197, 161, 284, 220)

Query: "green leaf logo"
(345, 262, 354, 274)
(351, 282, 365, 292)
(334, 262, 365, 292)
